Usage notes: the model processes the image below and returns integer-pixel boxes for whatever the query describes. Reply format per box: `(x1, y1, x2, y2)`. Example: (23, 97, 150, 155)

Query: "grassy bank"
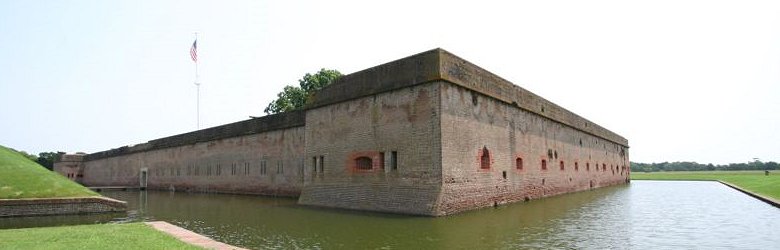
(0, 145, 97, 199)
(632, 171, 780, 200)
(0, 223, 200, 249)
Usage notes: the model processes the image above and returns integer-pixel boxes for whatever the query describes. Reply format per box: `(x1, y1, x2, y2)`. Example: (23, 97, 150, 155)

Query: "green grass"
(632, 170, 780, 200)
(0, 145, 98, 199)
(0, 223, 201, 249)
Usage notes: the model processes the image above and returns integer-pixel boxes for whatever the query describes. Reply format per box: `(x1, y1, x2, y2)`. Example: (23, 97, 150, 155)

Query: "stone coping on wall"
(717, 181, 780, 208)
(637, 179, 780, 209)
(83, 110, 305, 161)
(145, 221, 248, 250)
(308, 48, 628, 147)
(0, 196, 127, 217)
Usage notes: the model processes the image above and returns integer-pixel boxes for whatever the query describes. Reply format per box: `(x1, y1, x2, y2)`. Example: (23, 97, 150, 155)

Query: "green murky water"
(2, 181, 778, 249)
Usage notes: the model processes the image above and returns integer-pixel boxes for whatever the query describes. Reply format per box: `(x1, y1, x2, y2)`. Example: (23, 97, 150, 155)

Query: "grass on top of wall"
(0, 223, 202, 249)
(0, 145, 98, 199)
(631, 170, 780, 200)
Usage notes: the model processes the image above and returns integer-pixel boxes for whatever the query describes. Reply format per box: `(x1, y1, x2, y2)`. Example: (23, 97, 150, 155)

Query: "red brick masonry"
(0, 196, 126, 217)
(145, 221, 247, 250)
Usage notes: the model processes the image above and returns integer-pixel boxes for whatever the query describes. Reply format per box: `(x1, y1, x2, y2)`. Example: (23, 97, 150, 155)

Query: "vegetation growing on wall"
(264, 68, 342, 114)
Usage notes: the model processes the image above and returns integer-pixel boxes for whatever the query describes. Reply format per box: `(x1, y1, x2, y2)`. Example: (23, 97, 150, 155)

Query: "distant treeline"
(631, 161, 778, 172)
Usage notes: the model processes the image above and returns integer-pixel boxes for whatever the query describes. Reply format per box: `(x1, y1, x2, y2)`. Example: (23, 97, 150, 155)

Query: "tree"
(264, 69, 342, 114)
(36, 152, 63, 171)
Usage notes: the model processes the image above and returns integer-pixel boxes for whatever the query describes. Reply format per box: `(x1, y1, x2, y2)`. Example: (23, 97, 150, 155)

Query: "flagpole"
(193, 32, 200, 130)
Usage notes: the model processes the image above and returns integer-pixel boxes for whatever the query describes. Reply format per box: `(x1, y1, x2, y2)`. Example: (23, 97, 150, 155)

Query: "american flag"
(190, 40, 198, 62)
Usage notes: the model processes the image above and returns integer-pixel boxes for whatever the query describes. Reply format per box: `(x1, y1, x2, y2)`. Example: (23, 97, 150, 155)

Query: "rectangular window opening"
(319, 156, 325, 173)
(379, 152, 385, 170)
(391, 151, 398, 170)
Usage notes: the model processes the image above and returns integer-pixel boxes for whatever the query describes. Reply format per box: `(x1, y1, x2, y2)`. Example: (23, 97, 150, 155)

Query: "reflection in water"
(1, 181, 778, 249)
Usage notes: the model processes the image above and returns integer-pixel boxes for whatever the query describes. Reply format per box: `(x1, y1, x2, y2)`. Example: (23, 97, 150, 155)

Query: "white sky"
(1, 0, 778, 164)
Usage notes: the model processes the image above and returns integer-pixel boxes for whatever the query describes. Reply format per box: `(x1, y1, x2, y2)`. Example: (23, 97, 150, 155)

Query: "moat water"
(2, 181, 779, 249)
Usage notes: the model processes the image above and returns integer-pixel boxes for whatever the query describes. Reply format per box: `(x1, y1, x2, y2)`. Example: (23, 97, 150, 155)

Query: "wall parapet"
(0, 196, 127, 217)
(308, 48, 628, 147)
(84, 110, 305, 161)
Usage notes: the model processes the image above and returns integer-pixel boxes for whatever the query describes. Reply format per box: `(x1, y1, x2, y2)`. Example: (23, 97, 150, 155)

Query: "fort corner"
(55, 48, 630, 216)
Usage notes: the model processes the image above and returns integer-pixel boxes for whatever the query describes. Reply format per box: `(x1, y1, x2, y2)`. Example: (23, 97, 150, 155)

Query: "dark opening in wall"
(541, 159, 547, 170)
(502, 171, 507, 179)
(480, 147, 491, 169)
(554, 150, 558, 159)
(516, 157, 523, 170)
(319, 156, 324, 173)
(312, 157, 317, 173)
(391, 151, 398, 170)
(575, 162, 579, 171)
(542, 178, 546, 185)
(560, 161, 565, 171)
(602, 164, 606, 171)
(586, 163, 590, 171)
(471, 92, 478, 106)
(379, 152, 386, 170)
(355, 157, 372, 170)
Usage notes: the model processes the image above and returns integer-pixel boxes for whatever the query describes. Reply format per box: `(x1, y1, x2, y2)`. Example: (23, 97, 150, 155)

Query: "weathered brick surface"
(77, 126, 306, 196)
(437, 82, 629, 215)
(85, 110, 305, 161)
(299, 83, 443, 215)
(0, 197, 127, 217)
(54, 154, 85, 182)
